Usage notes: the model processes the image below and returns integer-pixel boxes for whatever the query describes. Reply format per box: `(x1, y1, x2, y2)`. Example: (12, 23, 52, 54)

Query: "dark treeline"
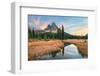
(63, 33, 88, 39)
(28, 30, 87, 40)
(28, 28, 64, 40)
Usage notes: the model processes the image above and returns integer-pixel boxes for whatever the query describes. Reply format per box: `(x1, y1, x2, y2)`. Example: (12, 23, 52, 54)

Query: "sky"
(28, 15, 88, 36)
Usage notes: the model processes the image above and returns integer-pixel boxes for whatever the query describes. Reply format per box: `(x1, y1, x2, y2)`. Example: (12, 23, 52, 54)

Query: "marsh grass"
(28, 39, 88, 60)
(28, 40, 64, 60)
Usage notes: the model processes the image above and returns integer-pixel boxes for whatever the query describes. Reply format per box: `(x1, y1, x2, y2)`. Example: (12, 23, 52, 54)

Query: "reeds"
(28, 39, 88, 60)
(28, 40, 64, 60)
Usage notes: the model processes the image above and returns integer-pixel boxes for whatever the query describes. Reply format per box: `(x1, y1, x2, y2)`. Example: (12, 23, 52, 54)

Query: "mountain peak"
(45, 22, 58, 32)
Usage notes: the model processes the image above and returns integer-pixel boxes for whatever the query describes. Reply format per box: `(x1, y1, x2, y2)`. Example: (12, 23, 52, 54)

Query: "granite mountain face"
(29, 22, 59, 33)
(44, 22, 58, 33)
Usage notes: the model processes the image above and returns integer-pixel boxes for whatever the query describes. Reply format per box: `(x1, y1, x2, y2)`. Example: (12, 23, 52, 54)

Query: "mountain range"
(29, 22, 88, 39)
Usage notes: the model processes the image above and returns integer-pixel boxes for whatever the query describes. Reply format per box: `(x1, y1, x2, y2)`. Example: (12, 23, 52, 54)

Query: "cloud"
(40, 23, 48, 30)
(29, 17, 51, 30)
(33, 17, 40, 26)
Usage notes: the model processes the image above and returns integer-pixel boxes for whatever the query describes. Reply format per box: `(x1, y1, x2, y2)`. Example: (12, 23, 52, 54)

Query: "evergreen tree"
(61, 25, 64, 40)
(32, 29, 35, 38)
(57, 28, 61, 39)
(44, 34, 47, 40)
(28, 27, 32, 38)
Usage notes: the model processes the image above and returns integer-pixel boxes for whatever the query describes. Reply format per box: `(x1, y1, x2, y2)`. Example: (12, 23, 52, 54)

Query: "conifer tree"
(32, 29, 35, 38)
(61, 25, 64, 40)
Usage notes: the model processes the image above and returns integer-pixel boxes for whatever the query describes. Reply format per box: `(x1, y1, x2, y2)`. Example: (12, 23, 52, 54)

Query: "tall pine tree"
(61, 25, 64, 40)
(32, 29, 35, 38)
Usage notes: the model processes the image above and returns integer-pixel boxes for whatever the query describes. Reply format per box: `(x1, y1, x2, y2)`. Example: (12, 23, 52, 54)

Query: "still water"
(39, 44, 83, 60)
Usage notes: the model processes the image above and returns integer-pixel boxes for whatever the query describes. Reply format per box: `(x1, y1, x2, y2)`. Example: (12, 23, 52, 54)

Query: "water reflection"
(39, 44, 83, 60)
(64, 44, 82, 59)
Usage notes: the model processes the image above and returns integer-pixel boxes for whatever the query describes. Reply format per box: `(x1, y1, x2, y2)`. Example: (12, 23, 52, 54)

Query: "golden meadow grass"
(28, 40, 64, 60)
(28, 39, 87, 60)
